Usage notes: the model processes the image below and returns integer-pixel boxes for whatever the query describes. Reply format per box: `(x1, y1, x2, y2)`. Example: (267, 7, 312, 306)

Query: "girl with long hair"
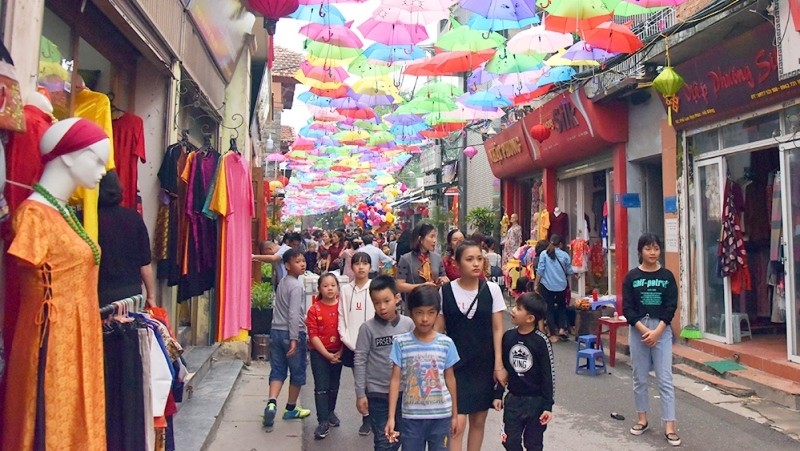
(533, 234, 574, 342)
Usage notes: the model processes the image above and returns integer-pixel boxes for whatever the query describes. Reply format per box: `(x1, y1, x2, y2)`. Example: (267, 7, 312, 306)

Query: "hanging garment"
(537, 208, 550, 241)
(769, 171, 782, 261)
(104, 322, 147, 451)
(569, 238, 590, 273)
(502, 224, 522, 267)
(138, 328, 156, 451)
(209, 152, 254, 340)
(3, 201, 106, 451)
(590, 240, 605, 278)
(2, 105, 53, 215)
(112, 113, 147, 208)
(717, 179, 747, 278)
(549, 211, 569, 241)
(155, 142, 191, 285)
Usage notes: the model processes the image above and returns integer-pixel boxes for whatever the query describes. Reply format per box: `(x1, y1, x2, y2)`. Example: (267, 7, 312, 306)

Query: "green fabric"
(705, 360, 746, 374)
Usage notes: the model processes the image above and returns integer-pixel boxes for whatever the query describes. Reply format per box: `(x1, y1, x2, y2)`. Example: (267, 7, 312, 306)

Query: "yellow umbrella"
(293, 70, 344, 89)
(306, 53, 355, 68)
(352, 76, 400, 96)
(545, 50, 600, 67)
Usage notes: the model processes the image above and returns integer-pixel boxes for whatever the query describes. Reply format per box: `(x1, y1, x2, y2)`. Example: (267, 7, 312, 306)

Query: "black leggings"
(309, 350, 343, 423)
(540, 286, 568, 334)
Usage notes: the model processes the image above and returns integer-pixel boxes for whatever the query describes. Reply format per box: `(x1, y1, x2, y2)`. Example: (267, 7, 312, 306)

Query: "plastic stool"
(577, 334, 602, 352)
(721, 313, 752, 342)
(576, 348, 607, 376)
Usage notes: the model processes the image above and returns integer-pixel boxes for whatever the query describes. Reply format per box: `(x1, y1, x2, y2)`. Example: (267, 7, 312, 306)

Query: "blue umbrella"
(459, 0, 537, 22)
(298, 125, 331, 139)
(463, 91, 513, 108)
(384, 113, 423, 126)
(536, 66, 577, 88)
(362, 43, 426, 63)
(467, 13, 539, 31)
(297, 91, 334, 107)
(289, 4, 346, 25)
(390, 123, 429, 136)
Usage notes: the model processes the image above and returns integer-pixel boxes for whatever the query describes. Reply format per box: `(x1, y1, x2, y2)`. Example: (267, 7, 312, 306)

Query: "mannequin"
(3, 117, 109, 451)
(27, 91, 54, 114)
(502, 213, 522, 267)
(548, 206, 570, 242)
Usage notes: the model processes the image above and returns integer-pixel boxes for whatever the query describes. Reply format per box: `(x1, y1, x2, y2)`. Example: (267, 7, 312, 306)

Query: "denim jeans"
(629, 316, 676, 422)
(268, 329, 307, 386)
(401, 417, 451, 451)
(367, 392, 402, 451)
(309, 350, 343, 423)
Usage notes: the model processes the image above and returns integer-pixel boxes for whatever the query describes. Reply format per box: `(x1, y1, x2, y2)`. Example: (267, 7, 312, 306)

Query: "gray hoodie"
(354, 314, 414, 398)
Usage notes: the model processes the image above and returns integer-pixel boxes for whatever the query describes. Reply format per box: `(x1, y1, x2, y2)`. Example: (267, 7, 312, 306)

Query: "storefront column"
(613, 143, 628, 312)
(3, 0, 45, 98)
(542, 167, 557, 212)
(661, 121, 683, 333)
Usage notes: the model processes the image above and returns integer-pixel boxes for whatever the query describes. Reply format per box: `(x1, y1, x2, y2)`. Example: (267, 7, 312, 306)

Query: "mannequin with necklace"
(3, 118, 110, 451)
(501, 213, 522, 267)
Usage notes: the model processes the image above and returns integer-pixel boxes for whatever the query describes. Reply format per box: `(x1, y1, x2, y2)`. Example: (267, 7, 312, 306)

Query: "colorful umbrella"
(620, 0, 686, 7)
(383, 0, 458, 10)
(507, 25, 574, 54)
(361, 43, 426, 62)
(401, 96, 457, 114)
(358, 19, 429, 46)
(467, 65, 498, 88)
(384, 113, 424, 125)
(545, 49, 600, 67)
(435, 20, 506, 52)
(299, 60, 349, 83)
(486, 48, 545, 74)
(372, 5, 449, 25)
(337, 106, 378, 120)
(309, 85, 349, 98)
(297, 91, 335, 107)
(416, 80, 463, 99)
(602, 0, 665, 16)
(348, 55, 400, 77)
(583, 21, 644, 54)
(346, 89, 399, 106)
(467, 13, 539, 32)
(459, 0, 538, 22)
(299, 21, 363, 48)
(462, 91, 513, 108)
(288, 3, 346, 25)
(352, 76, 400, 96)
(536, 66, 577, 87)
(404, 49, 495, 76)
(542, 0, 613, 34)
(563, 40, 618, 62)
(294, 72, 343, 89)
(304, 40, 362, 60)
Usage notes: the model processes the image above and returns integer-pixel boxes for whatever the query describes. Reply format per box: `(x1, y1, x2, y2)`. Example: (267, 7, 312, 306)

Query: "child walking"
(339, 252, 375, 436)
(306, 273, 344, 440)
(494, 292, 555, 451)
(386, 285, 460, 450)
(264, 249, 312, 432)
(354, 275, 415, 451)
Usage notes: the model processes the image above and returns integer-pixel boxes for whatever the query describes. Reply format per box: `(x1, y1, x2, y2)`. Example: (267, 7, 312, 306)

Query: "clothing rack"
(100, 294, 146, 319)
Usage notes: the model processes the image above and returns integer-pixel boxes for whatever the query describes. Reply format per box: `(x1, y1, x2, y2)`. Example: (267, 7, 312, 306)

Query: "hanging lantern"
(529, 124, 551, 143)
(653, 66, 685, 126)
(245, 0, 299, 35)
(463, 146, 478, 160)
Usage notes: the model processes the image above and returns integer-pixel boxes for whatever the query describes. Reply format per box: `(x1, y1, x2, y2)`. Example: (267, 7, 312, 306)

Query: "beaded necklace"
(33, 183, 101, 265)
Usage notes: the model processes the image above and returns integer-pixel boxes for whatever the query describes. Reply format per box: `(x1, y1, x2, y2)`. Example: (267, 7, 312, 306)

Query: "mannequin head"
(510, 213, 518, 224)
(553, 207, 561, 216)
(31, 118, 110, 206)
(26, 91, 54, 114)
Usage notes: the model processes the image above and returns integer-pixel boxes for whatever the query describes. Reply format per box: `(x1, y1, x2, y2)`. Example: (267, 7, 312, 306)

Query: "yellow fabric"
(538, 208, 550, 241)
(70, 88, 116, 241)
(209, 156, 229, 340)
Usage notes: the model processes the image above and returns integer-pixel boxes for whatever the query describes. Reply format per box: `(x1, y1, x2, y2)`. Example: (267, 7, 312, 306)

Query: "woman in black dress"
(437, 240, 508, 451)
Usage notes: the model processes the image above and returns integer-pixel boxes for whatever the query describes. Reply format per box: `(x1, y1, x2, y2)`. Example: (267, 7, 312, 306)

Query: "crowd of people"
(253, 224, 681, 450)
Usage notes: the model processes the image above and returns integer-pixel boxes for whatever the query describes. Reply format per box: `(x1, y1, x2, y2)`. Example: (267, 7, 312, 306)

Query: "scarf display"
(417, 251, 432, 282)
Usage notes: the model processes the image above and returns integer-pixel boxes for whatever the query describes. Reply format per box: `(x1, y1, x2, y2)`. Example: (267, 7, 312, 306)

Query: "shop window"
(721, 111, 780, 148)
(687, 129, 719, 155)
(38, 7, 74, 119)
(785, 104, 800, 134)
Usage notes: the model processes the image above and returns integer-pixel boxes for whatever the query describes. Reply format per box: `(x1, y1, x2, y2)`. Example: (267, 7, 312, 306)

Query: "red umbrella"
(404, 50, 496, 76)
(310, 85, 349, 98)
(512, 85, 554, 105)
(300, 61, 349, 84)
(337, 107, 377, 120)
(583, 21, 643, 54)
(544, 14, 611, 36)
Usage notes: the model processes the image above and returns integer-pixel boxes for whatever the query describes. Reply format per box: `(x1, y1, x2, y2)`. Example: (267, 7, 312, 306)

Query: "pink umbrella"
(358, 18, 429, 46)
(372, 5, 449, 25)
(300, 0, 368, 4)
(299, 21, 363, 49)
(383, 0, 457, 10)
(266, 152, 287, 163)
(299, 61, 349, 83)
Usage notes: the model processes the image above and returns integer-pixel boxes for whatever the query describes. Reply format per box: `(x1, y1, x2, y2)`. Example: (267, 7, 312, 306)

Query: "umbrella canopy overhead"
(404, 49, 495, 76)
(299, 21, 363, 48)
(436, 20, 506, 52)
(542, 0, 613, 34)
(372, 5, 449, 25)
(583, 21, 644, 54)
(288, 3, 347, 24)
(507, 25, 575, 55)
(459, 0, 538, 22)
(358, 18, 429, 46)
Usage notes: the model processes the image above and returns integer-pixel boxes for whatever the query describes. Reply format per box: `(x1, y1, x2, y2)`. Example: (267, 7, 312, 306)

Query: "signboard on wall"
(187, 0, 255, 81)
(776, 0, 800, 80)
(670, 22, 800, 129)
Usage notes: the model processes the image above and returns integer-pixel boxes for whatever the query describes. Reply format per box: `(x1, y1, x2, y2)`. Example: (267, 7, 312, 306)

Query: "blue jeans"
(629, 316, 676, 422)
(401, 417, 451, 451)
(368, 393, 402, 451)
(268, 329, 307, 386)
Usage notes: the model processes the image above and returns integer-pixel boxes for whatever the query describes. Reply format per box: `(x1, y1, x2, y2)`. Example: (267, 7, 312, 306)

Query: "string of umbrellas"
(276, 0, 687, 219)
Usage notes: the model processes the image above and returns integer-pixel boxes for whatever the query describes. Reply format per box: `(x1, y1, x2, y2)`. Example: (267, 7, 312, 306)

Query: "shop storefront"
(486, 90, 628, 302)
(675, 22, 800, 363)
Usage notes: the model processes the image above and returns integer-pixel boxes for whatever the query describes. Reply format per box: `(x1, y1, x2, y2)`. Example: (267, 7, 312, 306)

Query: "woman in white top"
(337, 251, 374, 436)
(436, 240, 508, 451)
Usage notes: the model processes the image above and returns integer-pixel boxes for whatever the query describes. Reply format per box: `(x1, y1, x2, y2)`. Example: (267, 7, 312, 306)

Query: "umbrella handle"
(482, 30, 492, 39)
(318, 6, 326, 18)
(540, 0, 552, 8)
(404, 45, 414, 55)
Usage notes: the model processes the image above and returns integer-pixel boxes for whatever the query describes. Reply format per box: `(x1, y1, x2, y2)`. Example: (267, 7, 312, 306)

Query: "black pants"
(502, 393, 548, 451)
(540, 286, 568, 334)
(309, 349, 343, 423)
(104, 323, 146, 451)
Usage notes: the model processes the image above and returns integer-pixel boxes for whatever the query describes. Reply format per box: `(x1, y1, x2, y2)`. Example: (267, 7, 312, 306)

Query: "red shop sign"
(669, 22, 800, 130)
(484, 121, 538, 179)
(521, 90, 627, 168)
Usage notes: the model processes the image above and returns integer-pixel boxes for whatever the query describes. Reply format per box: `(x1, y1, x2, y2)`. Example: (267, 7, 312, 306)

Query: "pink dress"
(210, 153, 254, 340)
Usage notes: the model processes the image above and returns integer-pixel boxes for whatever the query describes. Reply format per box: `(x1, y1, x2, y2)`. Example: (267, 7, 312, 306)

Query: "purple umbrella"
(563, 40, 619, 62)
(347, 88, 397, 106)
(467, 66, 498, 91)
(459, 0, 537, 22)
(384, 113, 424, 125)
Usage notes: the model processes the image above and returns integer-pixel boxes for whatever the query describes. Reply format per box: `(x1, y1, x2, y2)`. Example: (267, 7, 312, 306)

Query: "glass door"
(780, 145, 800, 363)
(694, 157, 733, 343)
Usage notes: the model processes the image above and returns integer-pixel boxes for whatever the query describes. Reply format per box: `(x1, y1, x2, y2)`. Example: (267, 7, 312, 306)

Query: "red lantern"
(245, 0, 300, 35)
(529, 124, 551, 143)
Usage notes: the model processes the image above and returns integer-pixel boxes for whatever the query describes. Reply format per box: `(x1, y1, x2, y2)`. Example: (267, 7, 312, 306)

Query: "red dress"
(111, 113, 147, 208)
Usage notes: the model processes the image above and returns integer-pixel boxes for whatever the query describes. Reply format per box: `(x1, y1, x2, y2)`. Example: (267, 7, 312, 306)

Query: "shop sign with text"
(670, 22, 800, 129)
(484, 122, 537, 179)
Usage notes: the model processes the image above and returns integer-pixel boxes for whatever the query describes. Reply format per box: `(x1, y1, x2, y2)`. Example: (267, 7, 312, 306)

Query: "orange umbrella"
(404, 49, 496, 76)
(583, 21, 643, 54)
(310, 85, 349, 98)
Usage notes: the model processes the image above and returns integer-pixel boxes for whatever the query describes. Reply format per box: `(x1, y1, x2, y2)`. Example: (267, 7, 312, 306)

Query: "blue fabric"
(536, 249, 573, 292)
(269, 329, 308, 386)
(368, 393, 403, 451)
(401, 418, 451, 451)
(629, 317, 676, 421)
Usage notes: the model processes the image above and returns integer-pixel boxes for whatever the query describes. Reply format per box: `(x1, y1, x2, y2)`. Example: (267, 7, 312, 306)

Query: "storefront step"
(174, 357, 244, 451)
(673, 364, 756, 397)
(672, 344, 800, 411)
(182, 344, 220, 401)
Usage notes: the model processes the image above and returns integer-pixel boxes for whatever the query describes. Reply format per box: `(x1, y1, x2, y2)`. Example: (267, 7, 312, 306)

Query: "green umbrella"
(368, 130, 396, 146)
(602, 0, 664, 17)
(435, 20, 506, 52)
(415, 80, 464, 99)
(348, 55, 399, 77)
(305, 40, 361, 61)
(542, 0, 611, 17)
(403, 96, 457, 114)
(485, 46, 545, 74)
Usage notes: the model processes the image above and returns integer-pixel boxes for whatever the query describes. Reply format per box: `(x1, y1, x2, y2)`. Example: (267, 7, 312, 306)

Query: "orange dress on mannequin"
(2, 201, 106, 450)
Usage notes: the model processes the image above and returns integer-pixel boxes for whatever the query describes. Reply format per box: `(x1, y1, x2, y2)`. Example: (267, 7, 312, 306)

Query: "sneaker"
(263, 403, 277, 432)
(328, 411, 341, 427)
(630, 422, 649, 436)
(358, 417, 371, 436)
(283, 406, 312, 420)
(665, 432, 681, 446)
(314, 422, 330, 440)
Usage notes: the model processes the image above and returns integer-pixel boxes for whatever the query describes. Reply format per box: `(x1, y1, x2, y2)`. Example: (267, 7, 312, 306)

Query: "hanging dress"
(3, 201, 106, 450)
